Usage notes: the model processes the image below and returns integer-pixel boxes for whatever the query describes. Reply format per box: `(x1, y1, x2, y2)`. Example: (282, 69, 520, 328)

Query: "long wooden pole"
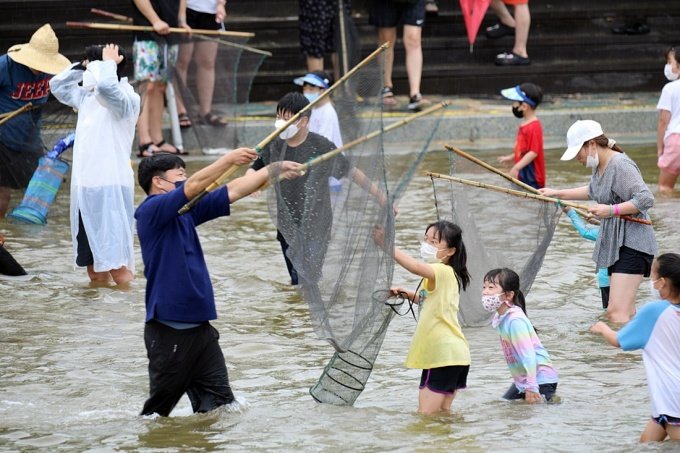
(89, 9, 271, 56)
(445, 144, 600, 225)
(0, 103, 32, 126)
(427, 172, 653, 225)
(66, 21, 255, 38)
(178, 42, 391, 214)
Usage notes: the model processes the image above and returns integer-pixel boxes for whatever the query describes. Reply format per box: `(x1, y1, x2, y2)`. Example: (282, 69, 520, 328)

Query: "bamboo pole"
(0, 103, 32, 126)
(426, 172, 653, 225)
(445, 144, 600, 225)
(178, 42, 391, 214)
(89, 9, 271, 56)
(90, 8, 132, 23)
(66, 21, 255, 38)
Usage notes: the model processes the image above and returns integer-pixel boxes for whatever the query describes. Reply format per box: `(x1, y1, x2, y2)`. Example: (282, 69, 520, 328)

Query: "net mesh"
(429, 150, 562, 326)
(263, 50, 446, 405)
(170, 34, 268, 154)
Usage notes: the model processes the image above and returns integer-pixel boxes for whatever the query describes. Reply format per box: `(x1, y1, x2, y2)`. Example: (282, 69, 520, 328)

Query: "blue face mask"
(304, 92, 320, 103)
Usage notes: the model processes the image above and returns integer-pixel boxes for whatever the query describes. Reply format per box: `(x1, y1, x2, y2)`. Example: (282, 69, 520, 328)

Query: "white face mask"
(585, 146, 599, 169)
(650, 279, 662, 299)
(82, 70, 97, 91)
(420, 242, 442, 263)
(275, 118, 300, 140)
(664, 64, 679, 81)
(482, 293, 505, 312)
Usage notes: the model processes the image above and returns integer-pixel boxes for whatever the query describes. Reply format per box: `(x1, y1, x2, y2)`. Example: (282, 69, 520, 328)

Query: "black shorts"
(503, 382, 558, 402)
(186, 8, 222, 30)
(141, 321, 235, 416)
(0, 142, 41, 189)
(653, 414, 680, 427)
(419, 365, 469, 395)
(369, 0, 426, 28)
(608, 245, 654, 278)
(299, 0, 345, 58)
(75, 213, 94, 267)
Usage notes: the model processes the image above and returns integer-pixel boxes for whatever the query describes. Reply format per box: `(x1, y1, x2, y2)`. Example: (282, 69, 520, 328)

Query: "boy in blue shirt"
(135, 149, 301, 416)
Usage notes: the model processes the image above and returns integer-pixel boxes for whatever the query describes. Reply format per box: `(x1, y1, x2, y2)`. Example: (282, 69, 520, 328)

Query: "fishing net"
(263, 49, 446, 405)
(170, 34, 269, 154)
(1, 98, 75, 223)
(428, 149, 562, 326)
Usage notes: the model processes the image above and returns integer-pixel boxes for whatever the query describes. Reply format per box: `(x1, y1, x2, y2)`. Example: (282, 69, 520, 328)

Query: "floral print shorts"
(133, 40, 178, 83)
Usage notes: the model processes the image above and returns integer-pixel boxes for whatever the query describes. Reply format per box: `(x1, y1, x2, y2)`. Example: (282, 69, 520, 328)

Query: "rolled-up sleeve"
(612, 159, 654, 213)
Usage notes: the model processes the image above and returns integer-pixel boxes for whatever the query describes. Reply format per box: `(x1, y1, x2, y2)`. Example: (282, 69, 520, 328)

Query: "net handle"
(0, 103, 32, 126)
(66, 21, 256, 38)
(426, 172, 653, 225)
(178, 42, 391, 214)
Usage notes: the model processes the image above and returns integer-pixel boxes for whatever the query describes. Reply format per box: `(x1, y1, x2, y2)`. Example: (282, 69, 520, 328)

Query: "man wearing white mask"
(50, 43, 140, 286)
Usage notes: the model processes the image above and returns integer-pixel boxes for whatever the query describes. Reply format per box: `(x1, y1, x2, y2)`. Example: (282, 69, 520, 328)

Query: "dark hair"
(277, 92, 311, 119)
(519, 82, 543, 108)
(425, 220, 470, 290)
(138, 154, 186, 194)
(483, 268, 528, 316)
(587, 134, 623, 153)
(656, 253, 680, 299)
(84, 44, 127, 80)
(665, 47, 676, 60)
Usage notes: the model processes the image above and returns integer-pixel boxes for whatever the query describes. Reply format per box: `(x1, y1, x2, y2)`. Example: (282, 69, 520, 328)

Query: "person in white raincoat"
(50, 43, 140, 285)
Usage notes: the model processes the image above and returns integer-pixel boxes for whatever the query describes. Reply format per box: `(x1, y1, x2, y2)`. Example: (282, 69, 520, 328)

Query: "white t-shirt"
(310, 102, 343, 147)
(617, 300, 680, 418)
(656, 80, 680, 139)
(187, 0, 217, 14)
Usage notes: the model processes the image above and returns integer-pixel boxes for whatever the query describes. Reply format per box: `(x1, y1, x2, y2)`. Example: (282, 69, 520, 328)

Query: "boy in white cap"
(497, 82, 545, 189)
(0, 24, 70, 217)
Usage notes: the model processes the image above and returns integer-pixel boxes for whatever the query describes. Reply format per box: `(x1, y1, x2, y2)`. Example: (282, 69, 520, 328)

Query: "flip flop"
(199, 112, 228, 127)
(178, 112, 192, 128)
(154, 140, 189, 156)
(137, 142, 162, 158)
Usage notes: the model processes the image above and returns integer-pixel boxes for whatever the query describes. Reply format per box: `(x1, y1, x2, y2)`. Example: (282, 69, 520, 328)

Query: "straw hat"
(7, 24, 70, 75)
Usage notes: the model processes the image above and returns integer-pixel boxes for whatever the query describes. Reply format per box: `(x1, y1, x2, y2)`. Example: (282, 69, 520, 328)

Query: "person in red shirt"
(497, 83, 545, 189)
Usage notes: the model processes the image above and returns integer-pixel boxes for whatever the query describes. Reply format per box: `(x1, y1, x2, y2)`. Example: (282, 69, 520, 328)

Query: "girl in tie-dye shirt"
(482, 268, 558, 403)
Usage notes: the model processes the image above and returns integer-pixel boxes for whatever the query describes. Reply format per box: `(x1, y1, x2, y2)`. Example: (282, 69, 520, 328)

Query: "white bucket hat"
(7, 24, 70, 75)
(560, 119, 604, 161)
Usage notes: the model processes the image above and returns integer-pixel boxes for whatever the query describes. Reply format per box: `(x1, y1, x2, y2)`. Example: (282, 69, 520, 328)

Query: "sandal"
(199, 112, 228, 127)
(137, 142, 161, 158)
(178, 112, 192, 128)
(154, 140, 188, 156)
(494, 51, 531, 66)
(381, 86, 397, 106)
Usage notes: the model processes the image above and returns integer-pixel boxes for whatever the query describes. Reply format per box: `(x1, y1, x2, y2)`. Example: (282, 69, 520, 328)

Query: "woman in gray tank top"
(540, 120, 657, 323)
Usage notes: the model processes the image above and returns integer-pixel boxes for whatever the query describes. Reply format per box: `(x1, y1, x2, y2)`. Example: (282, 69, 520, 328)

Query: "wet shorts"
(133, 40, 178, 83)
(659, 133, 680, 176)
(503, 382, 558, 402)
(76, 213, 94, 267)
(653, 414, 680, 427)
(419, 365, 469, 395)
(608, 245, 654, 278)
(369, 0, 426, 28)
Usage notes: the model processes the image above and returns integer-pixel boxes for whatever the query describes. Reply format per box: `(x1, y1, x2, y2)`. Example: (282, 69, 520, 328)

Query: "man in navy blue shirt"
(135, 148, 301, 416)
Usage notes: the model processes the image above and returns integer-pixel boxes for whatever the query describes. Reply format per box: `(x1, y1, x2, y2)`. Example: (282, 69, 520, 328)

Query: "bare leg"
(640, 419, 667, 442)
(146, 82, 168, 145)
(440, 391, 456, 412)
(110, 266, 134, 286)
(174, 41, 195, 116)
(0, 186, 11, 218)
(403, 25, 423, 97)
(512, 4, 531, 58)
(607, 273, 643, 323)
(378, 27, 397, 89)
(658, 169, 678, 193)
(667, 424, 680, 440)
(87, 265, 111, 284)
(193, 40, 219, 116)
(490, 0, 516, 27)
(306, 55, 324, 72)
(418, 386, 447, 415)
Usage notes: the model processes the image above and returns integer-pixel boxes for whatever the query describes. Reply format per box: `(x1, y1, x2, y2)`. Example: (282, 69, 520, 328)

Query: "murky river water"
(1, 145, 678, 452)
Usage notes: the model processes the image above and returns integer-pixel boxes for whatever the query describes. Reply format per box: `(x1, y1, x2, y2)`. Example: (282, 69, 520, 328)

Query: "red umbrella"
(459, 0, 491, 52)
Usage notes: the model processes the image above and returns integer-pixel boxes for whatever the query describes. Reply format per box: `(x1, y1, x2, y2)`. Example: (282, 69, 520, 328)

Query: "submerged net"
(429, 149, 562, 326)
(169, 34, 268, 154)
(264, 50, 446, 405)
